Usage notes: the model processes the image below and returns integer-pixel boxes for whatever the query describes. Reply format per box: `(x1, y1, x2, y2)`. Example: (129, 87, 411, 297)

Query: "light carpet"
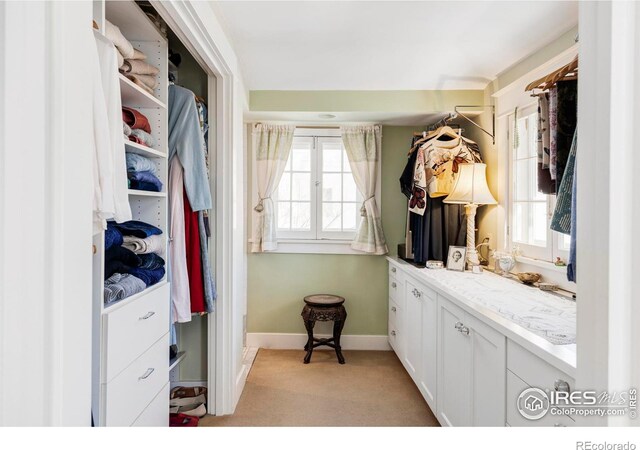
(199, 348, 439, 427)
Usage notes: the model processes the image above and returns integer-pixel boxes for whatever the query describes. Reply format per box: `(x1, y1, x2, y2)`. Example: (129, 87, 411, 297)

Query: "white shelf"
(105, 0, 165, 42)
(169, 352, 187, 371)
(128, 189, 166, 198)
(119, 74, 166, 109)
(125, 141, 166, 159)
(103, 280, 168, 313)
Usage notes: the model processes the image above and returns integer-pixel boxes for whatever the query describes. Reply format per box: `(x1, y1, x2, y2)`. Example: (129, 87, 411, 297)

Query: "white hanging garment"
(91, 32, 132, 234)
(168, 156, 192, 323)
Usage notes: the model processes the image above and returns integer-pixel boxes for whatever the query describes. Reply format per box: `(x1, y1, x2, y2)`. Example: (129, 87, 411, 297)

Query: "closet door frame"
(150, 1, 245, 416)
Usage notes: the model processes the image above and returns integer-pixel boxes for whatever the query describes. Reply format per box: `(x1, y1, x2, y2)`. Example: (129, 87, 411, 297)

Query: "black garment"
(555, 80, 578, 191)
(399, 135, 467, 265)
(104, 245, 142, 279)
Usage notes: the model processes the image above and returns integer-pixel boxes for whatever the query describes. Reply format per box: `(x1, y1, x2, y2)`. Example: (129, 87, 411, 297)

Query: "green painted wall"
(247, 126, 414, 335)
(250, 90, 483, 113)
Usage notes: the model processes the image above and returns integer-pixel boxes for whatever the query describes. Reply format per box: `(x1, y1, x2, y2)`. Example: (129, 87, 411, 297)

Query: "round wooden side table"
(300, 294, 347, 364)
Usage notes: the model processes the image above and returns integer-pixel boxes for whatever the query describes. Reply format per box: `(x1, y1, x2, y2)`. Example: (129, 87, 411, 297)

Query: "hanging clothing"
(91, 33, 132, 233)
(554, 80, 578, 192)
(199, 211, 216, 313)
(168, 156, 191, 324)
(567, 157, 577, 283)
(184, 188, 206, 314)
(168, 84, 212, 212)
(400, 135, 468, 265)
(549, 87, 559, 180)
(551, 130, 577, 234)
(537, 93, 555, 194)
(423, 137, 482, 198)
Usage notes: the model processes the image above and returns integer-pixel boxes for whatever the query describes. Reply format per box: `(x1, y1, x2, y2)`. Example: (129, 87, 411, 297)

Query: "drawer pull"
(454, 321, 463, 330)
(391, 330, 396, 336)
(391, 306, 396, 312)
(554, 379, 570, 393)
(139, 311, 156, 320)
(391, 267, 396, 273)
(391, 282, 397, 288)
(412, 288, 421, 298)
(459, 326, 470, 335)
(138, 368, 155, 380)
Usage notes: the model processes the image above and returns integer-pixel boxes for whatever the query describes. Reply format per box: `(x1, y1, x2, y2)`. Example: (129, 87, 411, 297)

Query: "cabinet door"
(467, 314, 506, 426)
(419, 287, 437, 410)
(437, 296, 471, 427)
(403, 279, 422, 382)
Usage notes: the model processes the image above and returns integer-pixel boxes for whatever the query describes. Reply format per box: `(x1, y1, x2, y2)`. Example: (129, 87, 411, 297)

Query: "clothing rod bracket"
(453, 105, 495, 145)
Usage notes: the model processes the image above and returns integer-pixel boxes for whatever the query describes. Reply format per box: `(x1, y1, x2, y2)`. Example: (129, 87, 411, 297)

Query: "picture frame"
(446, 246, 467, 272)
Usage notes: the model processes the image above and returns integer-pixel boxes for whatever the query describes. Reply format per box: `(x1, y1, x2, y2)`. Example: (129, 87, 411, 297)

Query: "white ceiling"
(211, 1, 578, 91)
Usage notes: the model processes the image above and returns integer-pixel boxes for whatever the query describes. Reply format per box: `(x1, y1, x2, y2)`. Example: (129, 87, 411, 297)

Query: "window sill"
(248, 239, 370, 255)
(515, 255, 568, 273)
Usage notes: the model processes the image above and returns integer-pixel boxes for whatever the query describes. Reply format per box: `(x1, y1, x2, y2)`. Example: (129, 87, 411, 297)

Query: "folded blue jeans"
(113, 220, 162, 238)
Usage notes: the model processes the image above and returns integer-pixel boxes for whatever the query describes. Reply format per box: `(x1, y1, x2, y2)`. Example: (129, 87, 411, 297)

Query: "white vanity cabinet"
(436, 296, 505, 426)
(387, 257, 576, 427)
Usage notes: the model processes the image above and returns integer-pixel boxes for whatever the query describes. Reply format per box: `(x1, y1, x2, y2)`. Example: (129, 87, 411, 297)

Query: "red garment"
(183, 188, 206, 313)
(169, 413, 199, 427)
(122, 106, 151, 133)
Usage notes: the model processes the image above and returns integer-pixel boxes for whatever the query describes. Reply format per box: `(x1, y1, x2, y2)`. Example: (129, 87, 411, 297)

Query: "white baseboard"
(246, 333, 391, 351)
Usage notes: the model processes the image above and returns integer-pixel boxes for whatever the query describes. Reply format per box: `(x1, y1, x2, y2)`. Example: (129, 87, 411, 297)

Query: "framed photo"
(446, 246, 467, 272)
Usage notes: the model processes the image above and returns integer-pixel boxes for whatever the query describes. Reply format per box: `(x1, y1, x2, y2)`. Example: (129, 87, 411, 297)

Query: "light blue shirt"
(168, 84, 212, 211)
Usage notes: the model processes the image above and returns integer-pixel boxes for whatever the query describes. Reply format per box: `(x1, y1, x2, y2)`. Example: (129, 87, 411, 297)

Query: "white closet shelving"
(92, 0, 171, 427)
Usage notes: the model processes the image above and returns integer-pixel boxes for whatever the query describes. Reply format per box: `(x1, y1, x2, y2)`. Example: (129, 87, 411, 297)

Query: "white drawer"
(132, 382, 169, 427)
(389, 264, 399, 279)
(388, 299, 400, 328)
(103, 283, 170, 381)
(507, 340, 575, 394)
(389, 277, 400, 301)
(506, 370, 575, 427)
(388, 318, 399, 352)
(103, 333, 169, 426)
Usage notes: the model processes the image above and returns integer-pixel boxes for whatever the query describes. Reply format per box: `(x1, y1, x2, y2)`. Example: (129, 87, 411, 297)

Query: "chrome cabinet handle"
(138, 368, 155, 380)
(139, 311, 155, 320)
(454, 321, 464, 330)
(391, 306, 396, 312)
(391, 330, 396, 336)
(459, 326, 470, 335)
(412, 288, 421, 298)
(391, 267, 396, 273)
(554, 379, 570, 393)
(391, 282, 397, 288)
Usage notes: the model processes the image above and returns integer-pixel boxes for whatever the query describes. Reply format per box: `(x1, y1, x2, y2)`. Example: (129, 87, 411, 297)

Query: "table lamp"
(443, 163, 497, 268)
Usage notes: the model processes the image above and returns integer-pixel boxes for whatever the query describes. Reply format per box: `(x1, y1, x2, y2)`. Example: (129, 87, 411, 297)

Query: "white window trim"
(493, 45, 578, 290)
(249, 125, 381, 255)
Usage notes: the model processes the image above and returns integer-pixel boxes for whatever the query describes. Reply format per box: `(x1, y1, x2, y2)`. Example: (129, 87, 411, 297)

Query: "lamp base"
(464, 204, 480, 270)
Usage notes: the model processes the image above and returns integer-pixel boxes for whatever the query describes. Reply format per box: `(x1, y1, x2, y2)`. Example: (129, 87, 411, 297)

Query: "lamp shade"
(443, 163, 497, 205)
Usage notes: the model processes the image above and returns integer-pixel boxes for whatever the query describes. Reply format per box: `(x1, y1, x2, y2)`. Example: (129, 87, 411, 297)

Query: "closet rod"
(453, 105, 495, 145)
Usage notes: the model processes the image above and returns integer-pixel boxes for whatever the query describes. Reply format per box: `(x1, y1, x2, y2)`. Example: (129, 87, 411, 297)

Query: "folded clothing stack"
(122, 107, 155, 148)
(104, 19, 159, 95)
(103, 221, 166, 304)
(125, 153, 163, 192)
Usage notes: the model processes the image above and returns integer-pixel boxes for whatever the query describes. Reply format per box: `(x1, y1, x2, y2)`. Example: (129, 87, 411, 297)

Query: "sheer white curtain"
(252, 124, 295, 252)
(341, 125, 388, 255)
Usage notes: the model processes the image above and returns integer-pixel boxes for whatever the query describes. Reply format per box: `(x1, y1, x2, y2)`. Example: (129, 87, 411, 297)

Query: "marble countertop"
(388, 257, 577, 376)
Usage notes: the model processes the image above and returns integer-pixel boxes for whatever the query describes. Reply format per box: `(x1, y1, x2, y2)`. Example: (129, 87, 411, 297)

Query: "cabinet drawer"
(388, 299, 400, 328)
(388, 319, 399, 352)
(103, 333, 169, 427)
(103, 283, 170, 381)
(389, 277, 400, 301)
(506, 370, 575, 427)
(132, 382, 169, 427)
(389, 264, 399, 279)
(507, 340, 575, 395)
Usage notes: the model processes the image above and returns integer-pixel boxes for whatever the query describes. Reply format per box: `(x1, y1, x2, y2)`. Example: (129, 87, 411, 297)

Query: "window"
(508, 108, 569, 263)
(275, 129, 362, 242)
